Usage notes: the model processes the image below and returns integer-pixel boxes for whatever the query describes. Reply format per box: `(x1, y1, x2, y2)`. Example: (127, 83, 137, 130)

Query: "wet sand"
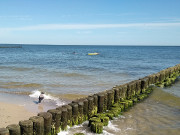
(0, 101, 35, 128)
(58, 93, 88, 101)
(0, 89, 89, 128)
(0, 92, 63, 127)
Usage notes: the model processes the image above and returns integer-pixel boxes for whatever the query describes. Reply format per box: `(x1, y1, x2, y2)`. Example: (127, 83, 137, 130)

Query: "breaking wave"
(29, 90, 66, 106)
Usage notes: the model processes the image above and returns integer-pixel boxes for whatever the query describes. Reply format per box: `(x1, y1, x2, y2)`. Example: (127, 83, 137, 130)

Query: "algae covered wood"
(114, 87, 120, 103)
(107, 90, 114, 110)
(78, 102, 84, 124)
(61, 107, 68, 130)
(38, 112, 52, 135)
(97, 94, 104, 113)
(6, 124, 21, 135)
(0, 128, 9, 135)
(47, 109, 61, 134)
(90, 122, 103, 134)
(82, 99, 88, 121)
(87, 97, 94, 118)
(29, 116, 44, 135)
(19, 120, 33, 135)
(63, 105, 72, 127)
(71, 103, 79, 125)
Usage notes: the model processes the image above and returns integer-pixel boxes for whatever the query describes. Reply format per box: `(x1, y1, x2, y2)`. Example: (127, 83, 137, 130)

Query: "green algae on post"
(91, 122, 103, 134)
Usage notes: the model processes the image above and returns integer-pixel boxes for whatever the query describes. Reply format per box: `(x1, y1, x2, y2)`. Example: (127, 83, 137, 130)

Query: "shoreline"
(0, 101, 35, 128)
(0, 91, 87, 127)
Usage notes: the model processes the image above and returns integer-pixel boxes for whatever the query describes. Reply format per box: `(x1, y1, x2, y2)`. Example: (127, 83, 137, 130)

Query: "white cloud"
(1, 22, 180, 31)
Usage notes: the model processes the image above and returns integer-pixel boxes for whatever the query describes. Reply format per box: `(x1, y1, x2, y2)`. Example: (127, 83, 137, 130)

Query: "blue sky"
(0, 0, 180, 45)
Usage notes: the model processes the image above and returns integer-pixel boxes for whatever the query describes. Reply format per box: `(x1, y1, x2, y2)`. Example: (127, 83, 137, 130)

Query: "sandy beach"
(0, 101, 35, 128)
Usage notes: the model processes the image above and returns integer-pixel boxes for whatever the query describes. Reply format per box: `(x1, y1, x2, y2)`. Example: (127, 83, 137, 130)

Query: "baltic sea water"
(0, 45, 180, 134)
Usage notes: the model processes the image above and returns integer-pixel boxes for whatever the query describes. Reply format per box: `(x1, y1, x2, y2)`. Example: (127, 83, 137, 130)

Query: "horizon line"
(0, 43, 180, 47)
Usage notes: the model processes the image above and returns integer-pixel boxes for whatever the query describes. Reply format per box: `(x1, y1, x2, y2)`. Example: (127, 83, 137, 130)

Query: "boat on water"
(88, 52, 99, 55)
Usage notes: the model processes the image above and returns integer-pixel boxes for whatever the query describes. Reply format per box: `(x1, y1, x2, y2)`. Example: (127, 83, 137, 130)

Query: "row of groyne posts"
(0, 64, 180, 135)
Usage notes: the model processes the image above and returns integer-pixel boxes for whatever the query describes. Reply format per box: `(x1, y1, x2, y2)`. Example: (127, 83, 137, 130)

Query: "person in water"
(39, 92, 44, 103)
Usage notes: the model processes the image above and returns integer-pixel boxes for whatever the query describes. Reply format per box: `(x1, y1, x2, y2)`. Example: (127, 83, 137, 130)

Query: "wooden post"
(6, 124, 21, 135)
(0, 128, 9, 135)
(47, 109, 61, 134)
(97, 94, 104, 113)
(29, 116, 44, 135)
(19, 120, 33, 135)
(38, 112, 52, 135)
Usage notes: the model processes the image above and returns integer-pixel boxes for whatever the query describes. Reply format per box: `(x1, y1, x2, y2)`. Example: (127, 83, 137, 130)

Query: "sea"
(0, 45, 180, 135)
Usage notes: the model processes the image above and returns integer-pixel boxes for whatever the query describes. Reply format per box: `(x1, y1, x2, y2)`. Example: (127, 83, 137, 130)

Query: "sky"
(0, 0, 180, 45)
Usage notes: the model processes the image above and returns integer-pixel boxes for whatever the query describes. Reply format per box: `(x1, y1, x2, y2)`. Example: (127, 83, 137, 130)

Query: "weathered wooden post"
(62, 105, 72, 127)
(103, 92, 108, 111)
(107, 90, 114, 110)
(87, 96, 94, 118)
(131, 81, 137, 97)
(155, 73, 160, 84)
(19, 120, 33, 135)
(82, 99, 88, 121)
(60, 107, 68, 130)
(0, 128, 9, 135)
(47, 109, 61, 134)
(78, 102, 84, 124)
(97, 93, 104, 113)
(140, 77, 149, 93)
(135, 80, 141, 95)
(119, 85, 124, 101)
(122, 84, 128, 101)
(127, 83, 132, 99)
(92, 95, 98, 115)
(113, 86, 120, 103)
(6, 124, 21, 135)
(38, 112, 52, 135)
(29, 116, 44, 135)
(70, 103, 79, 125)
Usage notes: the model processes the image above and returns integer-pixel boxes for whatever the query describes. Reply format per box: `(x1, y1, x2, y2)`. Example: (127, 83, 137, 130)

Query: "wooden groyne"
(0, 64, 180, 135)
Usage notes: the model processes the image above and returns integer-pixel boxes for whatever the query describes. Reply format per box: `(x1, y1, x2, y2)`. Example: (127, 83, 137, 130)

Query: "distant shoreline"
(0, 43, 180, 47)
(0, 45, 22, 48)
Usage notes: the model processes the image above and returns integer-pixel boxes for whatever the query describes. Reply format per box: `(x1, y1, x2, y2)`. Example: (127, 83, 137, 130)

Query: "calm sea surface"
(0, 45, 180, 134)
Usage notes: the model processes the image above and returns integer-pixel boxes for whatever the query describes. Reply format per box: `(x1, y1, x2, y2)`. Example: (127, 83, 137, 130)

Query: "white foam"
(57, 130, 69, 135)
(106, 121, 120, 132)
(29, 90, 65, 106)
(125, 127, 134, 131)
(58, 126, 70, 135)
(102, 130, 114, 135)
(29, 90, 41, 98)
(119, 115, 126, 119)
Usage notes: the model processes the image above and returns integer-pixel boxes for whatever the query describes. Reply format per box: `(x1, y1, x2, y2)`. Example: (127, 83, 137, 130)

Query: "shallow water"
(62, 81, 180, 135)
(0, 45, 180, 134)
(0, 45, 180, 96)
